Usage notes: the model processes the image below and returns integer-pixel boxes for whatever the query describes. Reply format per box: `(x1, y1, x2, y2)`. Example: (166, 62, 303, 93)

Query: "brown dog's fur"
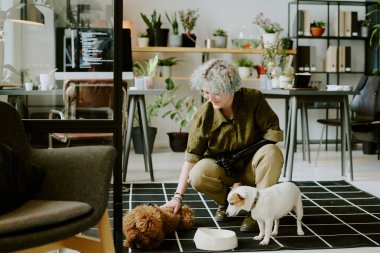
(122, 204, 195, 250)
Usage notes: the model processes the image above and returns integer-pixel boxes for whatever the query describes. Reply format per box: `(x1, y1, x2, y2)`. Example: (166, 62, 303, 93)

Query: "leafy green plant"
(310, 20, 326, 28)
(133, 55, 159, 77)
(140, 10, 162, 29)
(179, 9, 199, 34)
(359, 19, 374, 28)
(165, 11, 179, 35)
(158, 57, 181, 66)
(212, 28, 227, 37)
(235, 57, 254, 68)
(367, 1, 380, 45)
(160, 78, 198, 133)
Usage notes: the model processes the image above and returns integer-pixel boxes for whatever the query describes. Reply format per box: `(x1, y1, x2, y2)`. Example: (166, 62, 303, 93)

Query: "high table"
(261, 89, 358, 181)
(122, 88, 166, 182)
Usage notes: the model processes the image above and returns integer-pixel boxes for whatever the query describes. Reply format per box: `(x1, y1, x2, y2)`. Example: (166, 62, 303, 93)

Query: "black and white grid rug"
(89, 181, 380, 252)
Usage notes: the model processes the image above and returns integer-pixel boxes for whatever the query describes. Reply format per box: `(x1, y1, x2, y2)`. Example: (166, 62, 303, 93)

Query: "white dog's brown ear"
(231, 182, 242, 189)
(237, 193, 245, 200)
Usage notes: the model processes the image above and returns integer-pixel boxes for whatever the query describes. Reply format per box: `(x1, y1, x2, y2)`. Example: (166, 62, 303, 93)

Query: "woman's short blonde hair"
(190, 59, 241, 96)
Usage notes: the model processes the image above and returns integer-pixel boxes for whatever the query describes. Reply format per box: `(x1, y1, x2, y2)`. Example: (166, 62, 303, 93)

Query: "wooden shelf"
(132, 46, 296, 55)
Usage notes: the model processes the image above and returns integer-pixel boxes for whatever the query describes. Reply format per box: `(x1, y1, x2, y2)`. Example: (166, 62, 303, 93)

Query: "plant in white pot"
(158, 57, 181, 78)
(179, 9, 199, 47)
(133, 55, 159, 89)
(160, 77, 198, 152)
(235, 56, 254, 79)
(137, 31, 149, 47)
(254, 12, 283, 49)
(166, 11, 182, 47)
(212, 28, 228, 48)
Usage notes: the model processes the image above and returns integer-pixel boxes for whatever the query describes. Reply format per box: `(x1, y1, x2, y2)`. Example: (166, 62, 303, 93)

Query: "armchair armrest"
(28, 146, 116, 210)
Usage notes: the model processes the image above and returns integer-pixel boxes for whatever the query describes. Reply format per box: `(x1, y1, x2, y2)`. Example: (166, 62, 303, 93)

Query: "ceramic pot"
(137, 37, 149, 47)
(147, 28, 169, 46)
(361, 27, 369, 37)
(255, 65, 267, 78)
(213, 36, 228, 48)
(167, 132, 189, 152)
(262, 33, 279, 48)
(310, 27, 325, 37)
(168, 34, 182, 47)
(182, 33, 197, 47)
(143, 76, 155, 89)
(160, 66, 172, 78)
(238, 67, 251, 79)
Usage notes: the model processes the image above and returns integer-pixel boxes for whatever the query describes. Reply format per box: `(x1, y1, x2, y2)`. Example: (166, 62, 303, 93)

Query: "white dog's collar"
(251, 191, 260, 209)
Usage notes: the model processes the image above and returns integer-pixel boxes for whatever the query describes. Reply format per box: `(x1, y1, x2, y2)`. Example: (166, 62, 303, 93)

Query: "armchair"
(0, 101, 116, 252)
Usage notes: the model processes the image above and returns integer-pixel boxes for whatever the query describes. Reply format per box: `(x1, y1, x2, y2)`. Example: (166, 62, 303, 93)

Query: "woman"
(163, 59, 284, 232)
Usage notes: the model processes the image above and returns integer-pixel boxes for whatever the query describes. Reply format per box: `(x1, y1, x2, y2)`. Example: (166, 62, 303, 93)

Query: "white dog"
(226, 182, 304, 245)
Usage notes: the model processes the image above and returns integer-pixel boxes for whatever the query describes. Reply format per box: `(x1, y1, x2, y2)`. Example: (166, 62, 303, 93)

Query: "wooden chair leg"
(15, 211, 115, 253)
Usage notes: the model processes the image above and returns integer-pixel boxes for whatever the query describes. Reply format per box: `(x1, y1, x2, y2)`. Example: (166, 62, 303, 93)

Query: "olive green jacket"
(185, 88, 283, 163)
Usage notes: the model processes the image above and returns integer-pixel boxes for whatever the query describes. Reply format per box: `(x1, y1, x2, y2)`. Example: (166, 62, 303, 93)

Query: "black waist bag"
(215, 139, 276, 177)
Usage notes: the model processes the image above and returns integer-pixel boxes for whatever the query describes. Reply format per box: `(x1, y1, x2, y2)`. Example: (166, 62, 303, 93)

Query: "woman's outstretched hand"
(162, 197, 182, 214)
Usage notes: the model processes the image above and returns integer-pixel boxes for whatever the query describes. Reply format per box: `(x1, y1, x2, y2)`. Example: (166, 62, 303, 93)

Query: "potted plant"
(359, 19, 373, 37)
(235, 56, 254, 79)
(310, 20, 326, 37)
(137, 31, 149, 47)
(133, 55, 159, 89)
(179, 9, 199, 47)
(212, 28, 228, 48)
(280, 36, 293, 50)
(254, 12, 283, 48)
(160, 78, 198, 152)
(166, 11, 182, 47)
(141, 9, 169, 46)
(158, 57, 181, 78)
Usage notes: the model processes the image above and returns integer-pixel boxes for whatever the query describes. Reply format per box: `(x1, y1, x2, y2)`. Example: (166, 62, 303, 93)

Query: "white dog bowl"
(193, 228, 238, 251)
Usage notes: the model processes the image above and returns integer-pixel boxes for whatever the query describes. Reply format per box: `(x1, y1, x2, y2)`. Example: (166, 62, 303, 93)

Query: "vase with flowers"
(254, 12, 283, 49)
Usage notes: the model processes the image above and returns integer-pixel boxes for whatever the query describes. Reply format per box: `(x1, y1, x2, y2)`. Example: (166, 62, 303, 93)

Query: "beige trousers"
(188, 144, 284, 205)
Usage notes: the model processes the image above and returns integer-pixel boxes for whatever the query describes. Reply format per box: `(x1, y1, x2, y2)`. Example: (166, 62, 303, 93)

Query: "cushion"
(0, 200, 92, 234)
(0, 143, 46, 215)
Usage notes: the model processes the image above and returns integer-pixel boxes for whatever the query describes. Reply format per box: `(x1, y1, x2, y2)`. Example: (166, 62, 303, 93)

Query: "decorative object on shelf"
(158, 57, 181, 78)
(137, 32, 149, 47)
(255, 65, 267, 78)
(262, 43, 283, 88)
(235, 57, 254, 79)
(141, 10, 169, 46)
(160, 78, 198, 152)
(231, 25, 260, 49)
(254, 12, 283, 49)
(280, 36, 293, 50)
(212, 28, 228, 48)
(166, 11, 182, 47)
(310, 20, 326, 37)
(133, 55, 159, 89)
(359, 19, 373, 38)
(179, 9, 199, 47)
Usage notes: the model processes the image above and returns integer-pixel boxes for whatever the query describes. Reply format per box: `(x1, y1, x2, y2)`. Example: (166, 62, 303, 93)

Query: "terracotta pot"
(255, 65, 267, 78)
(310, 27, 325, 37)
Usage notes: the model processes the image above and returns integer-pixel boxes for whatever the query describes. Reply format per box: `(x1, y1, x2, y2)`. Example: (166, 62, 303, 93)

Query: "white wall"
(124, 0, 367, 150)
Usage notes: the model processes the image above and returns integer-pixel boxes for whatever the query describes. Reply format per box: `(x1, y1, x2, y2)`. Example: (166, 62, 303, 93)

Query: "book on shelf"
(332, 11, 359, 37)
(324, 45, 337, 72)
(303, 10, 311, 36)
(345, 46, 351, 72)
(323, 45, 351, 72)
(295, 10, 304, 36)
(296, 46, 314, 72)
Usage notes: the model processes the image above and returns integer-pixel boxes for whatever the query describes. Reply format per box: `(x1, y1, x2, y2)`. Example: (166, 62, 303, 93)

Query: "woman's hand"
(162, 196, 182, 214)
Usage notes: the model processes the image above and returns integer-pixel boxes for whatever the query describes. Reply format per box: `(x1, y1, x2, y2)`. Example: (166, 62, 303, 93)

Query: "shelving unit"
(288, 0, 379, 86)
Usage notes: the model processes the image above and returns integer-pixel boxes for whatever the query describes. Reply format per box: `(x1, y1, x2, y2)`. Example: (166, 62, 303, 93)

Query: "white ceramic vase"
(262, 33, 279, 49)
(143, 76, 155, 89)
(137, 37, 149, 47)
(134, 77, 145, 89)
(168, 34, 182, 47)
(213, 36, 228, 48)
(160, 66, 172, 78)
(238, 67, 251, 79)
